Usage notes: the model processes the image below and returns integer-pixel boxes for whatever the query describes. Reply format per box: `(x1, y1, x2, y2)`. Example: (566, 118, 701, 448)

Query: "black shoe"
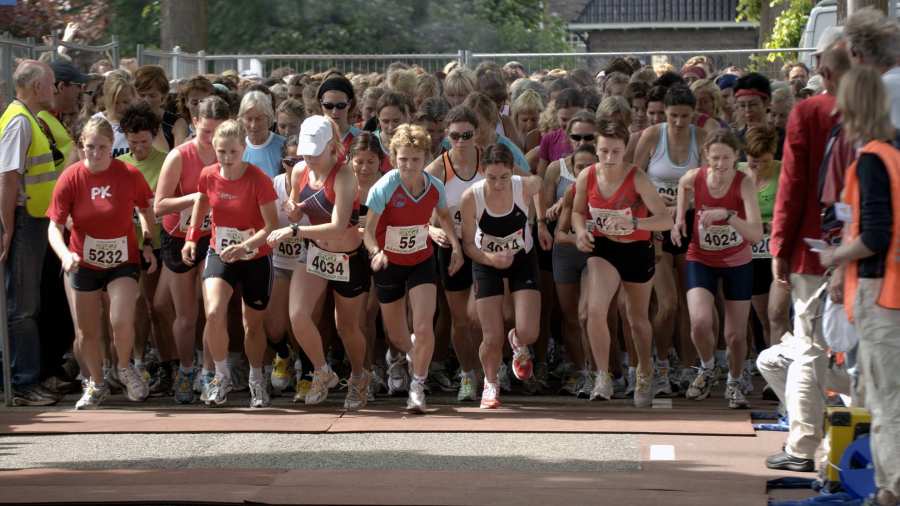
(766, 451, 814, 472)
(42, 376, 80, 396)
(12, 385, 59, 406)
(149, 362, 174, 397)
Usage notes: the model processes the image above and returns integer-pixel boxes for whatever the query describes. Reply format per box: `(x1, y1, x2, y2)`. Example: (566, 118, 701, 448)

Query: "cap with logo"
(298, 116, 334, 157)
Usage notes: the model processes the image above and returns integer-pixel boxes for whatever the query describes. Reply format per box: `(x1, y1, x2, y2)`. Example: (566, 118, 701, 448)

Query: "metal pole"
(198, 50, 206, 76)
(136, 43, 144, 67)
(172, 46, 181, 80)
(111, 35, 119, 68)
(0, 222, 12, 407)
(48, 35, 58, 63)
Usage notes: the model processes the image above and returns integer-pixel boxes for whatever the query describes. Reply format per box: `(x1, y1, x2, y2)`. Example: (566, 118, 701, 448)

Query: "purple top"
(539, 128, 572, 163)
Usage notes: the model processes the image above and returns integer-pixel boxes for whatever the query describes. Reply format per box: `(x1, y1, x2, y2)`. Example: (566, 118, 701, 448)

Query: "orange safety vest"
(842, 140, 900, 321)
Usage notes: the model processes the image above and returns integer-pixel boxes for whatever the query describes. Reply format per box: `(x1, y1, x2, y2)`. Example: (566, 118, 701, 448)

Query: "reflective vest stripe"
(24, 171, 58, 184)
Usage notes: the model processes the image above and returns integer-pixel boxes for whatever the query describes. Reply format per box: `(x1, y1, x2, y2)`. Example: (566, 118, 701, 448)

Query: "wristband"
(186, 226, 202, 243)
(632, 216, 639, 230)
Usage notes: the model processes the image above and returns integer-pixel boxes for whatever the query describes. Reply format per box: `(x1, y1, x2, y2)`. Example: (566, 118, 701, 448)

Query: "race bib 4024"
(700, 224, 744, 251)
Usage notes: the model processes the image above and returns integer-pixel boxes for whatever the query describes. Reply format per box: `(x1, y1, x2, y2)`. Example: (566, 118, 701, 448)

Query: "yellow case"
(823, 407, 871, 483)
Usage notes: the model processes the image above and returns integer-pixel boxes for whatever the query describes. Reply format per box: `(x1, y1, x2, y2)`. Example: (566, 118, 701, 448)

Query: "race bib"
(481, 229, 525, 253)
(752, 234, 771, 259)
(449, 206, 463, 238)
(179, 208, 212, 232)
(384, 225, 428, 255)
(83, 235, 128, 269)
(589, 207, 634, 236)
(215, 226, 257, 257)
(655, 181, 678, 203)
(699, 224, 744, 251)
(306, 243, 350, 282)
(275, 237, 306, 263)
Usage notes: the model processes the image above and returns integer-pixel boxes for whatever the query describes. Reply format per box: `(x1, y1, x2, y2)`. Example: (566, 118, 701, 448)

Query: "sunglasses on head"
(321, 102, 349, 110)
(282, 156, 303, 166)
(569, 133, 596, 142)
(448, 131, 474, 141)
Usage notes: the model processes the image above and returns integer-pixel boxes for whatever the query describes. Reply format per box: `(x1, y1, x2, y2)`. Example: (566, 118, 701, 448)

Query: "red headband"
(735, 89, 770, 100)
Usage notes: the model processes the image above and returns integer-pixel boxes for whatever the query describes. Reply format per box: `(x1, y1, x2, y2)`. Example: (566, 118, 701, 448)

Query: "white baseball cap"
(298, 116, 334, 157)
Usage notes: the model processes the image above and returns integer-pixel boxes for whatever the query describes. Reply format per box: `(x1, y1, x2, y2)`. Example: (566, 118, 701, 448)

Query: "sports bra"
(295, 160, 360, 227)
(473, 175, 532, 254)
(647, 123, 701, 189)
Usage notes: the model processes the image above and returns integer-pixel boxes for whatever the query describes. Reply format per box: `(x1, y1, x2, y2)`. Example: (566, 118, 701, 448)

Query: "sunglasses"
(448, 131, 475, 141)
(321, 102, 349, 110)
(282, 156, 303, 166)
(569, 134, 596, 142)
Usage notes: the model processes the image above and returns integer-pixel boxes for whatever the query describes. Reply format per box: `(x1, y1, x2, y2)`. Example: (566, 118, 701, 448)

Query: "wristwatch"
(726, 210, 737, 222)
(290, 222, 299, 238)
(631, 216, 639, 230)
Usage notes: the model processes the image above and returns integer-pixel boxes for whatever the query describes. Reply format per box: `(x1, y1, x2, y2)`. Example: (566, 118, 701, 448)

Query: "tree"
(737, 0, 814, 62)
(0, 0, 110, 42)
(161, 0, 207, 52)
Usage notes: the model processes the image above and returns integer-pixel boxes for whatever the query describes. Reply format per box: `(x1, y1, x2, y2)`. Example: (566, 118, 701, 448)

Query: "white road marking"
(650, 444, 676, 461)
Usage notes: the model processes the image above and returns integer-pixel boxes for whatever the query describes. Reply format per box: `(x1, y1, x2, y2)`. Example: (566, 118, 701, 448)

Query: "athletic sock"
(134, 358, 144, 369)
(701, 358, 715, 371)
(214, 360, 230, 380)
(728, 372, 741, 383)
(249, 367, 263, 383)
(412, 374, 427, 385)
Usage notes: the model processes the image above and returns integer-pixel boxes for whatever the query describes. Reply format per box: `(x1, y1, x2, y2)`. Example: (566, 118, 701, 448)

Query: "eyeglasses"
(282, 156, 303, 166)
(569, 134, 596, 142)
(321, 102, 349, 110)
(448, 131, 474, 141)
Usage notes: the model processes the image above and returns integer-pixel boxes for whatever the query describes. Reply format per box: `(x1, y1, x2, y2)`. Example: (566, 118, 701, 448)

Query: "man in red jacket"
(757, 32, 847, 472)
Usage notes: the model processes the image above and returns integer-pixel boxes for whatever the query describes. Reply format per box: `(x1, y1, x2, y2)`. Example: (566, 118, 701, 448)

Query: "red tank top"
(583, 165, 650, 242)
(295, 160, 360, 227)
(687, 167, 751, 267)
(162, 141, 212, 238)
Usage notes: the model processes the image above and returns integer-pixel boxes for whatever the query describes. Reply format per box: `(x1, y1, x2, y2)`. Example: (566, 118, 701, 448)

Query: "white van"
(799, 0, 899, 68)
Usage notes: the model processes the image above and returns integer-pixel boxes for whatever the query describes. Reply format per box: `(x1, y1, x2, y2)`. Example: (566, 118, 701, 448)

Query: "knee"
(204, 303, 228, 325)
(690, 317, 713, 337)
(412, 322, 434, 340)
(335, 319, 362, 341)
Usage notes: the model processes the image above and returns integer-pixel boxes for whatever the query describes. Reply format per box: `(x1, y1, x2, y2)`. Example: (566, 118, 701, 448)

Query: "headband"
(735, 89, 770, 100)
(316, 77, 355, 102)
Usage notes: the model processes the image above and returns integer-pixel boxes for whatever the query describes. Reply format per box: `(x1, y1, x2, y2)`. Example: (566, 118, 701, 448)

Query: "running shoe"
(457, 371, 477, 402)
(11, 385, 58, 407)
(428, 362, 458, 392)
(612, 374, 628, 399)
(198, 371, 215, 403)
(385, 350, 410, 396)
(533, 362, 550, 390)
(590, 371, 614, 401)
(685, 368, 715, 401)
(726, 379, 750, 409)
(293, 374, 312, 403)
(551, 360, 575, 380)
(193, 367, 204, 394)
(740, 368, 755, 396)
(480, 381, 501, 409)
(230, 353, 249, 392)
(173, 368, 195, 404)
(370, 365, 387, 395)
(576, 371, 594, 399)
(249, 376, 271, 408)
(521, 374, 542, 395)
(624, 367, 636, 397)
(205, 375, 232, 406)
(674, 367, 697, 395)
(271, 355, 292, 391)
(560, 372, 581, 396)
(305, 367, 339, 405)
(653, 366, 673, 398)
(103, 366, 124, 394)
(119, 366, 149, 402)
(497, 362, 512, 392)
(75, 380, 109, 410)
(713, 364, 729, 386)
(634, 372, 653, 408)
(407, 379, 427, 414)
(507, 329, 533, 381)
(344, 372, 369, 411)
(149, 363, 173, 397)
(137, 364, 151, 385)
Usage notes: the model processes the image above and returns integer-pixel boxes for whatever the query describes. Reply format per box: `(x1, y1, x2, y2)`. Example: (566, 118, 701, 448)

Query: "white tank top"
(647, 123, 701, 199)
(473, 175, 532, 254)
(272, 172, 308, 270)
(442, 150, 484, 238)
(556, 157, 577, 202)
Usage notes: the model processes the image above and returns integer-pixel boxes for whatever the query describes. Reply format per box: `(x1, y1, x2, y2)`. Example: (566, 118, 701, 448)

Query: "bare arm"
(172, 118, 189, 147)
(47, 220, 77, 271)
(298, 165, 358, 240)
(633, 171, 675, 232)
(154, 149, 195, 216)
(541, 162, 561, 220)
(730, 175, 764, 244)
(633, 125, 660, 171)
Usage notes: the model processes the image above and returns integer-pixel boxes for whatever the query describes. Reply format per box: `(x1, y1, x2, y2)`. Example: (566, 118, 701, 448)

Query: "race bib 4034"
(306, 243, 350, 282)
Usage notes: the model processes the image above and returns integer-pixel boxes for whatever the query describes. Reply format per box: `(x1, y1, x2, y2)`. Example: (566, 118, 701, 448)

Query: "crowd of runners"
(2, 10, 900, 504)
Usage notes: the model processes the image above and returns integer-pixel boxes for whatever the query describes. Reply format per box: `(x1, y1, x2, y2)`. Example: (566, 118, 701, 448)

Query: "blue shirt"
(243, 132, 286, 179)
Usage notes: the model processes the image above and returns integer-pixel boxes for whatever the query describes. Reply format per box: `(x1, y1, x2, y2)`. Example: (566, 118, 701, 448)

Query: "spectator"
(844, 6, 900, 128)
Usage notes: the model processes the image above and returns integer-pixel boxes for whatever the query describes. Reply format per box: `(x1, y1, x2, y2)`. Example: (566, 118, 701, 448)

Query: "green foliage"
(735, 0, 813, 68)
(736, 0, 763, 22)
(107, 0, 159, 56)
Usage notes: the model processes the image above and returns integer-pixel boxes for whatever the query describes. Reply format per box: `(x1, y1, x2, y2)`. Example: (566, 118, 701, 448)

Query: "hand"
(771, 256, 791, 289)
(661, 193, 677, 207)
(575, 230, 594, 253)
(62, 251, 80, 273)
(670, 221, 685, 248)
(285, 199, 303, 223)
(448, 247, 464, 276)
(429, 225, 451, 248)
(827, 264, 845, 304)
(370, 250, 389, 272)
(181, 241, 196, 267)
(489, 251, 514, 270)
(605, 214, 635, 234)
(143, 246, 158, 274)
(62, 22, 79, 42)
(545, 200, 563, 221)
(267, 227, 293, 248)
(699, 208, 729, 227)
(816, 246, 838, 269)
(538, 223, 553, 251)
(0, 225, 11, 263)
(219, 244, 244, 263)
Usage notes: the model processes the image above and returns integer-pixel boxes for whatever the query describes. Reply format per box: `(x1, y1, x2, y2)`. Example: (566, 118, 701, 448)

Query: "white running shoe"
(407, 379, 427, 414)
(75, 380, 109, 410)
(205, 375, 232, 406)
(576, 371, 594, 399)
(740, 368, 754, 395)
(686, 368, 715, 401)
(249, 376, 271, 408)
(726, 379, 750, 409)
(428, 362, 458, 392)
(653, 367, 673, 398)
(118, 366, 149, 402)
(480, 381, 501, 409)
(344, 372, 369, 411)
(305, 367, 339, 405)
(634, 372, 653, 408)
(457, 371, 477, 402)
(385, 350, 410, 396)
(590, 371, 614, 401)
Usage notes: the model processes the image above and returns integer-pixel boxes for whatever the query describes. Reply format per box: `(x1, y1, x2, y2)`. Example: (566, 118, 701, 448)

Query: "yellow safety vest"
(0, 101, 60, 217)
(37, 110, 74, 170)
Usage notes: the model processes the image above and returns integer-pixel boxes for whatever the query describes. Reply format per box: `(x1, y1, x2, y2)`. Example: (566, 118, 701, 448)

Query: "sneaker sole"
(765, 461, 814, 472)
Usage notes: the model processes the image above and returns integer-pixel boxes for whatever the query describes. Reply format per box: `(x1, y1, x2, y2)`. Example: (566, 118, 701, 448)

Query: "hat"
(50, 61, 88, 84)
(815, 26, 844, 55)
(682, 65, 707, 80)
(316, 76, 355, 102)
(298, 116, 334, 157)
(716, 73, 739, 90)
(802, 75, 824, 95)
